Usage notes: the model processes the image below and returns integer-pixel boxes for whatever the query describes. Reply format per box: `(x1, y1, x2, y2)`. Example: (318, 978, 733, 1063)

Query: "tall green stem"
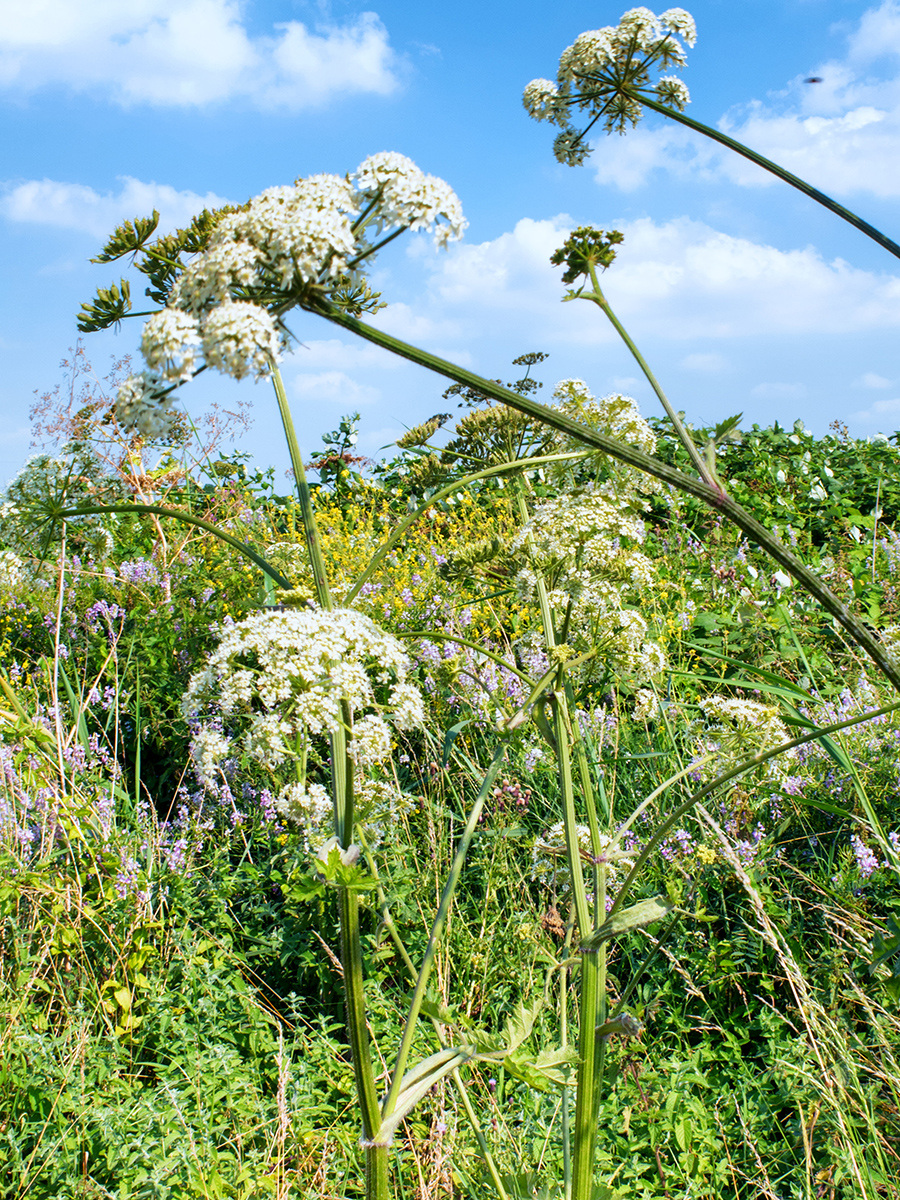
(550, 692, 600, 1200)
(625, 89, 900, 264)
(271, 364, 332, 610)
(582, 261, 712, 485)
(270, 364, 386, 1199)
(513, 472, 600, 1199)
(311, 304, 900, 693)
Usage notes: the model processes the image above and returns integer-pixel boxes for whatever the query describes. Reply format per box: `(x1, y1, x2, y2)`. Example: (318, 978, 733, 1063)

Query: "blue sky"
(3, 0, 900, 485)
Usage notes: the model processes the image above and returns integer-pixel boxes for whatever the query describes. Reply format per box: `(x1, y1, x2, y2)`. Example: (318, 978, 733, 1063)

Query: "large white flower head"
(212, 175, 359, 291)
(200, 300, 283, 380)
(525, 6, 696, 161)
(551, 379, 665, 499)
(170, 240, 263, 315)
(183, 605, 424, 773)
(693, 695, 795, 783)
(512, 382, 666, 686)
(352, 152, 467, 247)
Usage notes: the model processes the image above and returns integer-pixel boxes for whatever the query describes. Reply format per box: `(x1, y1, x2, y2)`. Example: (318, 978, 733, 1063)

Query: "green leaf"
(680, 643, 816, 699)
(503, 1045, 578, 1090)
(375, 1046, 474, 1144)
(442, 719, 472, 768)
(502, 997, 543, 1054)
(580, 895, 674, 951)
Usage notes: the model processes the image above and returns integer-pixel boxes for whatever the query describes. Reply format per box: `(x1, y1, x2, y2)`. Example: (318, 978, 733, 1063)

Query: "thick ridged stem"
(313, 306, 900, 694)
(624, 89, 900, 264)
(271, 366, 385, 1199)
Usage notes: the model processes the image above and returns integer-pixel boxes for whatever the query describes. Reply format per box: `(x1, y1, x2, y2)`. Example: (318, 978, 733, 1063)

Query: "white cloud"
(290, 370, 380, 407)
(849, 395, 900, 421)
(0, 1, 399, 108)
(593, 1, 900, 198)
(291, 337, 403, 372)
(750, 382, 807, 400)
(356, 424, 406, 453)
(855, 371, 893, 387)
(680, 352, 728, 372)
(408, 214, 900, 347)
(0, 176, 230, 239)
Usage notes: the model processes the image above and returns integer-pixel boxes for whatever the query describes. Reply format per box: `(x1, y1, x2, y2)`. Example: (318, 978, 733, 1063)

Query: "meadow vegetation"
(3, 7, 900, 1199)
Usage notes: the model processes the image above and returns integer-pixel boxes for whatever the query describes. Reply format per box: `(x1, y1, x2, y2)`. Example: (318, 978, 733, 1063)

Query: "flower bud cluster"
(523, 7, 696, 163)
(116, 153, 466, 439)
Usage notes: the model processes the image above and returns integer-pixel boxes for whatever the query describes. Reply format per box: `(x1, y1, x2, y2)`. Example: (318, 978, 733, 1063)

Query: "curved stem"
(582, 262, 712, 485)
(271, 364, 332, 610)
(311, 304, 900, 693)
(57, 502, 292, 589)
(345, 450, 590, 604)
(626, 89, 900, 263)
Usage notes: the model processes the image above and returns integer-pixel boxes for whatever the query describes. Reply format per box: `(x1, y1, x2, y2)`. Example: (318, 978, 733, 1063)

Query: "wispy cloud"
(0, 175, 230, 239)
(854, 371, 893, 387)
(0, 1, 400, 109)
(849, 395, 900, 421)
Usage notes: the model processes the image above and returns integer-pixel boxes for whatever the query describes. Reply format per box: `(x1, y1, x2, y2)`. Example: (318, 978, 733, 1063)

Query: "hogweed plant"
(19, 10, 896, 1196)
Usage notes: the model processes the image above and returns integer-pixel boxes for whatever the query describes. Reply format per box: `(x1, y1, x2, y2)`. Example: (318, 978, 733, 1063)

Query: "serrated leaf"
(580, 895, 673, 951)
(419, 994, 458, 1025)
(502, 997, 543, 1054)
(503, 1045, 577, 1091)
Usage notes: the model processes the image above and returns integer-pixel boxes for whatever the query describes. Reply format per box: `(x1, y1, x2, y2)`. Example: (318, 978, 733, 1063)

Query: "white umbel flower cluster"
(140, 308, 202, 383)
(693, 696, 795, 782)
(0, 549, 23, 590)
(201, 302, 282, 381)
(183, 606, 425, 848)
(522, 78, 562, 122)
(512, 383, 666, 685)
(551, 380, 664, 498)
(124, 153, 466, 434)
(524, 7, 696, 160)
(115, 372, 178, 440)
(353, 152, 467, 248)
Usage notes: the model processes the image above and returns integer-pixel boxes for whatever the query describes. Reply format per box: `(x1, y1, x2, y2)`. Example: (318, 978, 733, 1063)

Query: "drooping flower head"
(523, 7, 696, 165)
